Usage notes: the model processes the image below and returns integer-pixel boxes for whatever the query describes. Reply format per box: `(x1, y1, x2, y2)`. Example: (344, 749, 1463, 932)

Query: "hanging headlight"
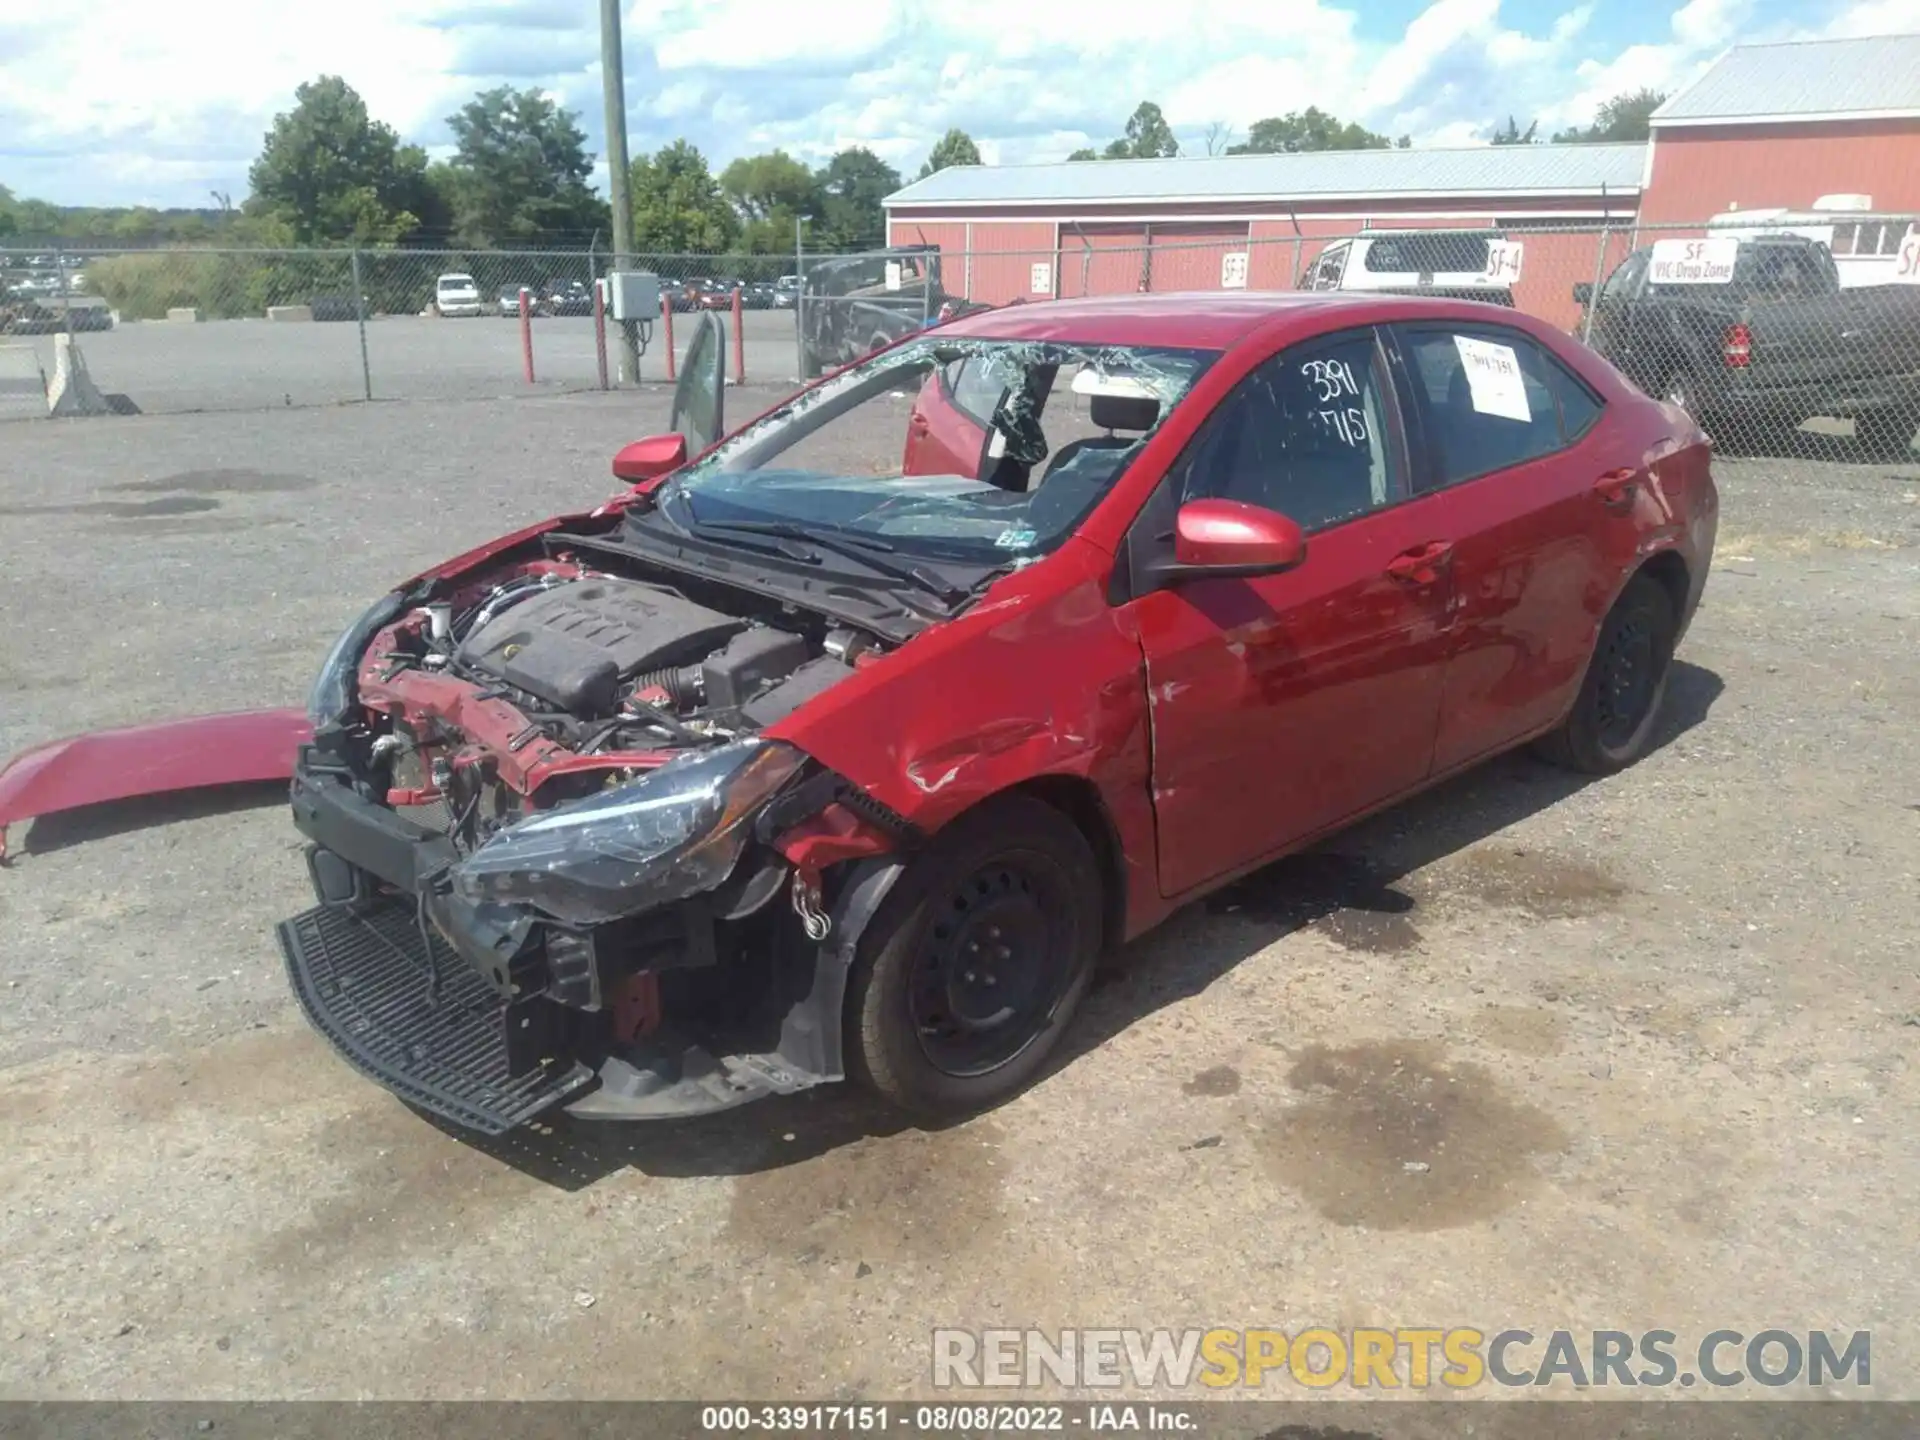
(450, 740, 806, 924)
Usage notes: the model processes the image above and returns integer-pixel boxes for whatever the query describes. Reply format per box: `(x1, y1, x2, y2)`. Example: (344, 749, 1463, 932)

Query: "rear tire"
(845, 795, 1101, 1119)
(1534, 574, 1676, 776)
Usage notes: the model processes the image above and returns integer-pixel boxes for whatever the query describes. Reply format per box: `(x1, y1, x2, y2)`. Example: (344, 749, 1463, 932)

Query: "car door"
(903, 356, 1006, 478)
(1122, 326, 1456, 898)
(1390, 322, 1643, 773)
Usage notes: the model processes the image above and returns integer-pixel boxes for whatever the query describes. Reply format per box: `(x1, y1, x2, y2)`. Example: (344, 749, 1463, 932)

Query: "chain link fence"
(5, 219, 1917, 459)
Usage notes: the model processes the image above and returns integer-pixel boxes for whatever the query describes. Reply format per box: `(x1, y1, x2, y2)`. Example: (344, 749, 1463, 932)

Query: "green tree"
(1066, 147, 1098, 162)
(246, 76, 429, 243)
(629, 140, 739, 252)
(1228, 108, 1392, 154)
(443, 85, 607, 245)
(1553, 88, 1667, 143)
(1491, 115, 1539, 145)
(918, 128, 982, 180)
(0, 184, 15, 240)
(814, 146, 900, 248)
(720, 150, 818, 223)
(1118, 101, 1180, 158)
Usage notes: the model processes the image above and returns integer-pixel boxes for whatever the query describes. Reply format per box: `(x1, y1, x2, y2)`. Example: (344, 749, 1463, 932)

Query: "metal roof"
(884, 143, 1648, 208)
(1653, 34, 1920, 125)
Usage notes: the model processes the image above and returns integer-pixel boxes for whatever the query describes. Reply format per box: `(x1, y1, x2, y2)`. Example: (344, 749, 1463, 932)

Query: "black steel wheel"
(847, 794, 1101, 1117)
(1534, 574, 1676, 776)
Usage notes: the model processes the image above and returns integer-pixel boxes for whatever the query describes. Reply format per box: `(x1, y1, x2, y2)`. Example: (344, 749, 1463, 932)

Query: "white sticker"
(1484, 239, 1524, 283)
(995, 526, 1038, 550)
(1648, 238, 1739, 285)
(1220, 252, 1249, 289)
(1030, 262, 1053, 295)
(1453, 335, 1530, 422)
(884, 261, 903, 292)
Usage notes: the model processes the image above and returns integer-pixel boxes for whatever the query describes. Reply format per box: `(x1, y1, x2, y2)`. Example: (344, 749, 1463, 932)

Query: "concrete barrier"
(0, 344, 48, 417)
(266, 305, 314, 322)
(47, 334, 113, 417)
(167, 307, 202, 323)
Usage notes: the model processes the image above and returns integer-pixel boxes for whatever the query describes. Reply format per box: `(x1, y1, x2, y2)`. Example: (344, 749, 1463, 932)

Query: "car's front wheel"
(1535, 573, 1676, 775)
(846, 794, 1102, 1118)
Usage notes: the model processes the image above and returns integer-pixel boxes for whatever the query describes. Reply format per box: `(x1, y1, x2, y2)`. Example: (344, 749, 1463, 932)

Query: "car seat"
(1039, 393, 1160, 485)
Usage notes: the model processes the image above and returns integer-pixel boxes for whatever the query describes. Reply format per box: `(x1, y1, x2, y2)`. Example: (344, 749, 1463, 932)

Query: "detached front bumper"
(281, 745, 896, 1132)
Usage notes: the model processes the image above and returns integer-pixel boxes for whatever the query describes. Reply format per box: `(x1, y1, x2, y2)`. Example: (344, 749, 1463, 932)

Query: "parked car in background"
(1300, 231, 1521, 306)
(668, 278, 712, 312)
(434, 273, 485, 318)
(799, 246, 969, 375)
(1, 293, 113, 333)
(739, 280, 776, 310)
(772, 275, 800, 308)
(498, 284, 536, 317)
(1573, 232, 1920, 451)
(695, 279, 741, 310)
(544, 279, 595, 317)
(279, 293, 1715, 1134)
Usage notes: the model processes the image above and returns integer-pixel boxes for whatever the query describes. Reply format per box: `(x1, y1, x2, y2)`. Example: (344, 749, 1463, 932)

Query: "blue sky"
(2, 0, 1915, 208)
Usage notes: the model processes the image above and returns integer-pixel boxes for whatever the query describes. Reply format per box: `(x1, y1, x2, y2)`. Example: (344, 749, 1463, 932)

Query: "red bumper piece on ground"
(0, 708, 312, 861)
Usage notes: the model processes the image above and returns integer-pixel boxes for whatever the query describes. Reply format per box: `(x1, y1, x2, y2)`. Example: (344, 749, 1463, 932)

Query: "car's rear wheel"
(846, 794, 1101, 1118)
(1534, 574, 1676, 776)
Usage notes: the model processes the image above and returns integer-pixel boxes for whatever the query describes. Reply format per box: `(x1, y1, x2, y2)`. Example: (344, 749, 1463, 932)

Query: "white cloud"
(0, 0, 1885, 209)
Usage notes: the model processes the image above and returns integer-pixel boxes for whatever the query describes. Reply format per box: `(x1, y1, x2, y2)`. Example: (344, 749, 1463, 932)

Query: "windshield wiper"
(685, 518, 970, 606)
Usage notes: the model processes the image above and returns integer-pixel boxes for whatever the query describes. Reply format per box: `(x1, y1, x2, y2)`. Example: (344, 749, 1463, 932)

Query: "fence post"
(593, 280, 610, 391)
(350, 249, 373, 402)
(54, 250, 74, 343)
(794, 218, 806, 383)
(663, 298, 677, 382)
(731, 285, 746, 386)
(520, 287, 535, 383)
(1581, 226, 1611, 345)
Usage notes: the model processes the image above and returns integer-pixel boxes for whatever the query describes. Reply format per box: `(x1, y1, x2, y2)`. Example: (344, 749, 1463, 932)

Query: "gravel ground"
(0, 395, 1916, 1401)
(0, 310, 807, 417)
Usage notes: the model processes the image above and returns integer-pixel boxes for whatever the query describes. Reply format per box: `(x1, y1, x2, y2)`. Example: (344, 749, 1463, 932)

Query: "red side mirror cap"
(611, 433, 689, 483)
(1172, 498, 1306, 573)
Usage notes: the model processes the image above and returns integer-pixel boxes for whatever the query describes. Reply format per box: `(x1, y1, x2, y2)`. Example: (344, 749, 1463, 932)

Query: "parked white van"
(434, 273, 484, 318)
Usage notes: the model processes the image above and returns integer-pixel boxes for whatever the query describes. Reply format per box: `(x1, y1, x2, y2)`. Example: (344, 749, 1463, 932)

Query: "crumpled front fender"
(0, 709, 311, 861)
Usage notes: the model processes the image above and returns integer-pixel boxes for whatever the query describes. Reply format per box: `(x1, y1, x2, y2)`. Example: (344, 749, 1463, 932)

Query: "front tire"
(1534, 574, 1676, 776)
(846, 795, 1102, 1118)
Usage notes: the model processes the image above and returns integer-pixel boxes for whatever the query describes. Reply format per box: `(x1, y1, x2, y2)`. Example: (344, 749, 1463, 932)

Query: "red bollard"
(731, 286, 746, 386)
(592, 281, 609, 390)
(663, 299, 677, 382)
(519, 287, 535, 383)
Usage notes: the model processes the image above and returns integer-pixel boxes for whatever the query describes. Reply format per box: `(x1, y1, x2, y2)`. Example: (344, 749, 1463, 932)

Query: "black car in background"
(544, 279, 594, 317)
(798, 246, 970, 376)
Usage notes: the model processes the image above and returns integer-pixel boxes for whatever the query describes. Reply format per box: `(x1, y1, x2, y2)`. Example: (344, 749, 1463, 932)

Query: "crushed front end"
(279, 545, 912, 1133)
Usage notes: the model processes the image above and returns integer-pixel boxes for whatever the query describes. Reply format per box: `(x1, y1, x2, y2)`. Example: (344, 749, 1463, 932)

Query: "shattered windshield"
(647, 338, 1216, 564)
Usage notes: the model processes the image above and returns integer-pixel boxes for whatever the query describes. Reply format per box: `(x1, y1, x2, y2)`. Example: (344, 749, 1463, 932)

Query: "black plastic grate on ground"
(277, 902, 593, 1135)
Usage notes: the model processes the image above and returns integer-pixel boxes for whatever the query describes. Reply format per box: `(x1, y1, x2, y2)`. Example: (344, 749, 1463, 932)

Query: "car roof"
(934, 291, 1540, 350)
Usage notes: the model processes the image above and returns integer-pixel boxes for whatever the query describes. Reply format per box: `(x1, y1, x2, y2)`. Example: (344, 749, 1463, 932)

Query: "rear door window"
(1397, 326, 1602, 489)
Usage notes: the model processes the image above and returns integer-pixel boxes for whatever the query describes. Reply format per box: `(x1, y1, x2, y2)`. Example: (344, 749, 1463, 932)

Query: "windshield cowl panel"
(658, 337, 1217, 568)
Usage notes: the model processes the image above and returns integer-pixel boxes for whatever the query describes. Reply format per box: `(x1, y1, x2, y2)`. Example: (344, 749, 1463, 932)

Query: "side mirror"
(1146, 499, 1305, 585)
(1572, 281, 1594, 306)
(611, 433, 689, 483)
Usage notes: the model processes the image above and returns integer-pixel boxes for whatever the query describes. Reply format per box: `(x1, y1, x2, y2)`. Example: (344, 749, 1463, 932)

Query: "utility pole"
(600, 0, 640, 382)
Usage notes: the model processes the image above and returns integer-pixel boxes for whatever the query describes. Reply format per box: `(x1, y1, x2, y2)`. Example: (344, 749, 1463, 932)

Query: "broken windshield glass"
(643, 337, 1217, 565)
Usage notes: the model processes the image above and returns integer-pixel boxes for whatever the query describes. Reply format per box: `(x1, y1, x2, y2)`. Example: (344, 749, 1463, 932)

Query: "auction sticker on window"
(1453, 335, 1530, 422)
(1649, 237, 1738, 285)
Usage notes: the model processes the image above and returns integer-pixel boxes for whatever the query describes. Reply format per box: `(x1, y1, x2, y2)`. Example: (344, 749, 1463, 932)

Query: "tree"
(629, 140, 739, 252)
(918, 128, 982, 180)
(814, 146, 901, 249)
(246, 76, 430, 244)
(720, 150, 818, 224)
(1553, 88, 1667, 143)
(443, 86, 606, 246)
(1491, 115, 1539, 145)
(0, 184, 15, 241)
(1203, 121, 1234, 156)
(1121, 101, 1180, 158)
(1228, 108, 1393, 154)
(1066, 147, 1099, 162)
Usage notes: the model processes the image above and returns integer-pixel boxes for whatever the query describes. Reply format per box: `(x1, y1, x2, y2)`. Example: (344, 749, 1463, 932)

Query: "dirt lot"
(0, 391, 1916, 1401)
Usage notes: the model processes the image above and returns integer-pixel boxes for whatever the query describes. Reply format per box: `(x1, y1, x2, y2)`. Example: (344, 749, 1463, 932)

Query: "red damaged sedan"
(280, 293, 1716, 1132)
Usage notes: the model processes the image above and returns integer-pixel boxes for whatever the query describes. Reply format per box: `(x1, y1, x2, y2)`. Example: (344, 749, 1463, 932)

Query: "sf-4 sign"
(1484, 240, 1524, 284)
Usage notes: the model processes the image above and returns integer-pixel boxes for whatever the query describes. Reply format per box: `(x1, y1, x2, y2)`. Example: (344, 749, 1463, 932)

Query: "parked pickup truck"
(800, 246, 974, 376)
(1574, 233, 1920, 450)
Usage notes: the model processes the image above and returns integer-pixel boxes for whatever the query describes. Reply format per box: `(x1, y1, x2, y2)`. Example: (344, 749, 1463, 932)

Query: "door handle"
(1594, 468, 1639, 512)
(1386, 541, 1454, 586)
